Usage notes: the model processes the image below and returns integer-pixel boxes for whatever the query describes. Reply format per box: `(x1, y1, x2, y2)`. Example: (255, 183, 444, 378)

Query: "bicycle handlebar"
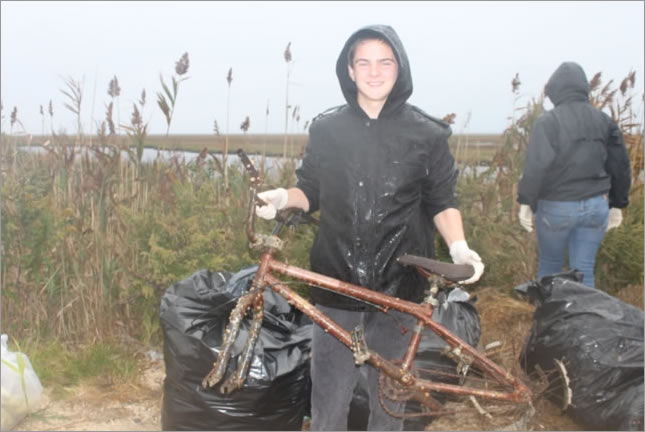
(236, 148, 261, 185)
(237, 149, 318, 247)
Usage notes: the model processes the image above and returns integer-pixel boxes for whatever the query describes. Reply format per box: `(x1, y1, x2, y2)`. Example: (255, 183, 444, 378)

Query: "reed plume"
(157, 52, 190, 137)
(108, 75, 121, 98)
(619, 71, 636, 96)
(283, 42, 293, 159)
(175, 53, 190, 76)
(131, 103, 143, 128)
(40, 104, 45, 135)
(122, 88, 149, 165)
(106, 102, 115, 135)
(589, 72, 602, 91)
(10, 106, 17, 129)
(240, 116, 250, 133)
(223, 67, 233, 192)
(509, 73, 523, 128)
(139, 89, 146, 107)
(48, 99, 54, 135)
(108, 75, 121, 134)
(511, 73, 521, 94)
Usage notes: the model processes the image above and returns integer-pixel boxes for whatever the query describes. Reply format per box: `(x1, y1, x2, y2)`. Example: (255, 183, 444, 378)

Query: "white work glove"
(607, 208, 623, 231)
(518, 204, 534, 233)
(449, 240, 485, 284)
(255, 188, 289, 220)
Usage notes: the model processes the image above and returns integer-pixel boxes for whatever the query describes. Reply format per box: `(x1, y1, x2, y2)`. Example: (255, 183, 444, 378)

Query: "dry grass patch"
(614, 283, 644, 310)
(426, 287, 583, 431)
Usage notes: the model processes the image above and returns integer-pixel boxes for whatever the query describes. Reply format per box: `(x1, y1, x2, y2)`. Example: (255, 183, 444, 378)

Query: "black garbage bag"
(518, 272, 644, 431)
(348, 288, 481, 431)
(160, 266, 312, 431)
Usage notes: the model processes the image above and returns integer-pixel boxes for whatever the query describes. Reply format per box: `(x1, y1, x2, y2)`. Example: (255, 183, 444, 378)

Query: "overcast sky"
(1, 1, 643, 137)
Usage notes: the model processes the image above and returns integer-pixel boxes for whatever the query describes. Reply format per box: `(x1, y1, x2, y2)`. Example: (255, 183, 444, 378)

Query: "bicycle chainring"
(378, 363, 431, 419)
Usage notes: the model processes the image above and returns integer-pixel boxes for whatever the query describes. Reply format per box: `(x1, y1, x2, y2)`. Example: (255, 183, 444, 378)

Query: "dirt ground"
(16, 357, 165, 431)
(16, 285, 641, 431)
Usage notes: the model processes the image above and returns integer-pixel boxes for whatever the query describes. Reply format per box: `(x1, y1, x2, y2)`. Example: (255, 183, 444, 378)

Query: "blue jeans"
(310, 305, 415, 431)
(535, 194, 609, 288)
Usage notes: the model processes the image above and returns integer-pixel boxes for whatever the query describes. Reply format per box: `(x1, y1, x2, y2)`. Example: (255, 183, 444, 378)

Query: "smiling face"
(348, 38, 398, 117)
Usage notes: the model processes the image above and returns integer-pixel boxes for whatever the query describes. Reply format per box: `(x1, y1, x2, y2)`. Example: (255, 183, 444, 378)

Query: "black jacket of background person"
(296, 24, 459, 311)
(518, 61, 631, 212)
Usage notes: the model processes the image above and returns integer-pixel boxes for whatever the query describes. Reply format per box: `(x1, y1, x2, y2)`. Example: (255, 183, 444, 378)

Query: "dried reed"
(283, 41, 293, 159)
(156, 52, 190, 137)
(61, 76, 84, 143)
(224, 67, 233, 193)
(108, 75, 121, 135)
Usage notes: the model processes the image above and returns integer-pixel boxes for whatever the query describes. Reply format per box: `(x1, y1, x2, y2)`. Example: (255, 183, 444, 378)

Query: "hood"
(335, 24, 413, 117)
(544, 62, 590, 105)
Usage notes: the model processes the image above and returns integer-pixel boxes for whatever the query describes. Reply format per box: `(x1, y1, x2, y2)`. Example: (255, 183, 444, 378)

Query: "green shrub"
(597, 192, 644, 293)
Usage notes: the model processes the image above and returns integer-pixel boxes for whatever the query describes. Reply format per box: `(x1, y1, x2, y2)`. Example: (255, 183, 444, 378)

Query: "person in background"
(254, 24, 484, 430)
(517, 61, 631, 288)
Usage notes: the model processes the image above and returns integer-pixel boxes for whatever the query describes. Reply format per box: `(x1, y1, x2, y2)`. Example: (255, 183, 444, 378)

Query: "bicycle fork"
(201, 258, 269, 393)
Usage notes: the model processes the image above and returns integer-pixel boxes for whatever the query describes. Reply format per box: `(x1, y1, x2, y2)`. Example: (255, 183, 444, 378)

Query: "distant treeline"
(11, 133, 506, 162)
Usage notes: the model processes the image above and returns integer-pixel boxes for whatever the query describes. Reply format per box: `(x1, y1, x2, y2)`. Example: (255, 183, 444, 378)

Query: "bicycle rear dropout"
(202, 149, 534, 425)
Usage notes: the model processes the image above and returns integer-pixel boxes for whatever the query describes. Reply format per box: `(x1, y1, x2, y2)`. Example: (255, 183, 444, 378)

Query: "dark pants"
(310, 304, 415, 431)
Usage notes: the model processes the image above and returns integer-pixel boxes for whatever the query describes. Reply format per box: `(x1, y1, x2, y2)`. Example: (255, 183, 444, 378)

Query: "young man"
(256, 24, 484, 430)
(517, 61, 631, 288)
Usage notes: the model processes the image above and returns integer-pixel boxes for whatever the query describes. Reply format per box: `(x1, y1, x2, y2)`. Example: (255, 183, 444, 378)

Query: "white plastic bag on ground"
(1, 334, 44, 430)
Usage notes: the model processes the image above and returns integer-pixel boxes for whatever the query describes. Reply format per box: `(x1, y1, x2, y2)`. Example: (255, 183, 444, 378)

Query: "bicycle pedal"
(350, 325, 370, 365)
(457, 362, 470, 385)
(441, 345, 473, 382)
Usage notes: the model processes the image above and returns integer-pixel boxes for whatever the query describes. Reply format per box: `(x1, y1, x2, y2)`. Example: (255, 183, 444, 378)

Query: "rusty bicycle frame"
(202, 149, 532, 415)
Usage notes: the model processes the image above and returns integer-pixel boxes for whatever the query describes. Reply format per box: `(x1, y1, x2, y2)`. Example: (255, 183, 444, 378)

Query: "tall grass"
(1, 59, 641, 367)
(1, 140, 247, 344)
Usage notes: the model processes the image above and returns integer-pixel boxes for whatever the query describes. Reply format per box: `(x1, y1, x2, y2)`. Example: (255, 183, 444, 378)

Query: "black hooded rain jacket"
(296, 25, 459, 310)
(517, 62, 631, 212)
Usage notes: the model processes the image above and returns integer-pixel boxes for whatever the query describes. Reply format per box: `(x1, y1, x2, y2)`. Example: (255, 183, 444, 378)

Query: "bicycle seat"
(397, 254, 474, 282)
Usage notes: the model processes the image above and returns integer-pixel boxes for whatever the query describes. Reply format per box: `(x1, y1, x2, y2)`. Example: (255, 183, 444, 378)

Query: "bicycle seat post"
(423, 275, 442, 307)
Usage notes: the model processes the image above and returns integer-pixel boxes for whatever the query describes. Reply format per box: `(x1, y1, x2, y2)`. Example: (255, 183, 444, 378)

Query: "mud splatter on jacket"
(296, 25, 459, 310)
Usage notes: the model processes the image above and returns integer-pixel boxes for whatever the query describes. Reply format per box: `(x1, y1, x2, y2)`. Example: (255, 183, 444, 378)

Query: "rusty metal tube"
(267, 258, 532, 401)
(220, 292, 264, 394)
(201, 289, 258, 389)
(202, 253, 270, 389)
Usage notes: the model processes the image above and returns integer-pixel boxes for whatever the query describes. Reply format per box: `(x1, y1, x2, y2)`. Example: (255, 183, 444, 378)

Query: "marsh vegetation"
(1, 51, 642, 424)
